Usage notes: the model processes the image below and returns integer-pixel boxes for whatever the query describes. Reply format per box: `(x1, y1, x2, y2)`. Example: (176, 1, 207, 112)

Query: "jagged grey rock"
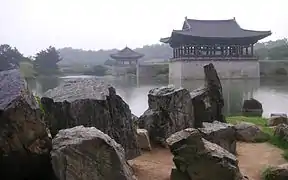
(203, 63, 225, 123)
(262, 164, 288, 180)
(190, 63, 226, 127)
(198, 121, 237, 154)
(166, 128, 247, 180)
(234, 122, 269, 142)
(136, 129, 152, 151)
(51, 126, 136, 180)
(41, 79, 140, 160)
(268, 114, 288, 126)
(274, 123, 288, 142)
(0, 69, 54, 180)
(138, 86, 194, 146)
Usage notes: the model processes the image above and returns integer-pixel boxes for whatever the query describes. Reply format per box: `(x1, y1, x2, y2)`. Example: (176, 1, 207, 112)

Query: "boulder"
(132, 114, 139, 129)
(190, 63, 226, 128)
(242, 98, 263, 117)
(0, 69, 54, 180)
(262, 164, 288, 180)
(268, 114, 288, 126)
(138, 86, 194, 146)
(203, 63, 225, 123)
(41, 79, 140, 160)
(136, 129, 152, 151)
(198, 121, 237, 154)
(190, 87, 211, 128)
(274, 123, 288, 142)
(234, 122, 269, 142)
(51, 126, 136, 180)
(166, 128, 246, 180)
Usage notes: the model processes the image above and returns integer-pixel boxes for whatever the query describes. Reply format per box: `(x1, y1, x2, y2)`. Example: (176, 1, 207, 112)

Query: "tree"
(34, 46, 62, 75)
(0, 44, 24, 71)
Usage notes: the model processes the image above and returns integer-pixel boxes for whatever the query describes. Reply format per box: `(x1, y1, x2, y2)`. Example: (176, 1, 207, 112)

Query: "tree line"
(0, 45, 61, 77)
(1, 38, 288, 77)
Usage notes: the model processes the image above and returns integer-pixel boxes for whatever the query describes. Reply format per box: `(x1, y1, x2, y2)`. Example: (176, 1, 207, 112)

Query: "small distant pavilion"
(110, 47, 144, 66)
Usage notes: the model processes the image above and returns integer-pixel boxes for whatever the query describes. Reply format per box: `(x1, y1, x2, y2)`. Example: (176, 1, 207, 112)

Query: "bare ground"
(129, 142, 286, 180)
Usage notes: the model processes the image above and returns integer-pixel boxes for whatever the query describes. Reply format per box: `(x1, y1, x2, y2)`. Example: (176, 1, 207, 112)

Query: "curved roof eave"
(172, 30, 272, 39)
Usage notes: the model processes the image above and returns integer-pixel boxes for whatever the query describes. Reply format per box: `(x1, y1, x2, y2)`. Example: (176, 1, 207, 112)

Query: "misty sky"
(1, 0, 287, 56)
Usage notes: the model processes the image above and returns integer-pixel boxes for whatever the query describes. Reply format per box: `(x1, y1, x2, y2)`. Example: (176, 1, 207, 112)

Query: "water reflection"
(26, 76, 288, 118)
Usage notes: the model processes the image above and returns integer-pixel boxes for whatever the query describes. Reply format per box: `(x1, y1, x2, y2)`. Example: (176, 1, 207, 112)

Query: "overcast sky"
(0, 0, 287, 56)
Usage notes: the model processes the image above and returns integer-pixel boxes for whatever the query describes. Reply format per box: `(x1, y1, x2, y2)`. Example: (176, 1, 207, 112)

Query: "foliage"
(260, 166, 274, 180)
(83, 65, 108, 76)
(19, 61, 37, 78)
(0, 44, 25, 71)
(34, 46, 62, 76)
(34, 95, 45, 115)
(227, 116, 288, 160)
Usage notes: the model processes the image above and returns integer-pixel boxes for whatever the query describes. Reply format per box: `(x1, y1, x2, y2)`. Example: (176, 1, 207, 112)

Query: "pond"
(26, 76, 288, 118)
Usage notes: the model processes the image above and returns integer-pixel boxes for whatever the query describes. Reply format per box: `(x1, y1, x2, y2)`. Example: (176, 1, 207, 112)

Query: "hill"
(58, 39, 288, 66)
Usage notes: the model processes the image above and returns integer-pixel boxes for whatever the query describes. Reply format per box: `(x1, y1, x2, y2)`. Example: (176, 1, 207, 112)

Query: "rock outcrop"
(51, 126, 136, 180)
(268, 114, 288, 126)
(198, 121, 237, 154)
(262, 164, 288, 180)
(166, 128, 246, 180)
(274, 123, 288, 142)
(0, 69, 54, 180)
(41, 79, 140, 160)
(190, 63, 226, 127)
(190, 87, 211, 128)
(203, 63, 225, 123)
(242, 98, 263, 117)
(138, 86, 194, 146)
(234, 122, 269, 142)
(136, 129, 152, 151)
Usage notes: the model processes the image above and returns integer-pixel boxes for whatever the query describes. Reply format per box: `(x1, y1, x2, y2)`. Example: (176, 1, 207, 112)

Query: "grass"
(227, 116, 288, 160)
(260, 166, 275, 180)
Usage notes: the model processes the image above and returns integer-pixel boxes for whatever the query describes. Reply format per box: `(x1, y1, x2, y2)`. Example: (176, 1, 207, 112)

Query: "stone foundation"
(169, 60, 260, 80)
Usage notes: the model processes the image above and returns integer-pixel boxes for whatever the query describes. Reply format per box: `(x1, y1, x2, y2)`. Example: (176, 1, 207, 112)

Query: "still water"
(26, 76, 288, 118)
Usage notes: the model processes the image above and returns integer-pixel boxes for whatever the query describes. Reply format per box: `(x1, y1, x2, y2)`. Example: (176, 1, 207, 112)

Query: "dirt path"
(237, 142, 286, 180)
(129, 142, 286, 180)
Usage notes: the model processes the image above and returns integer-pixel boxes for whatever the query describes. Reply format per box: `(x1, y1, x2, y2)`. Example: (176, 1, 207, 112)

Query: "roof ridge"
(187, 18, 235, 22)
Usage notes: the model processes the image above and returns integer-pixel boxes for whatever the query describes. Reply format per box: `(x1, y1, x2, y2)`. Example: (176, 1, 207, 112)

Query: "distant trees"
(83, 65, 108, 76)
(0, 44, 25, 71)
(34, 46, 62, 75)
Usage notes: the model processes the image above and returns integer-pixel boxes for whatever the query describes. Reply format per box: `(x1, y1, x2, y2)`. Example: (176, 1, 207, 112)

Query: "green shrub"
(34, 95, 45, 115)
(261, 166, 274, 180)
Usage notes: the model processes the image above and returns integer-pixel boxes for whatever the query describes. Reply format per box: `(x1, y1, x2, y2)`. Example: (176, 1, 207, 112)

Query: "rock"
(274, 123, 288, 142)
(51, 126, 136, 180)
(166, 128, 246, 180)
(190, 63, 226, 127)
(262, 164, 288, 180)
(204, 63, 226, 123)
(138, 86, 194, 146)
(268, 114, 288, 126)
(190, 87, 211, 128)
(0, 69, 54, 180)
(132, 114, 139, 129)
(242, 98, 263, 117)
(136, 129, 152, 151)
(234, 122, 269, 142)
(198, 121, 237, 154)
(41, 79, 140, 160)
